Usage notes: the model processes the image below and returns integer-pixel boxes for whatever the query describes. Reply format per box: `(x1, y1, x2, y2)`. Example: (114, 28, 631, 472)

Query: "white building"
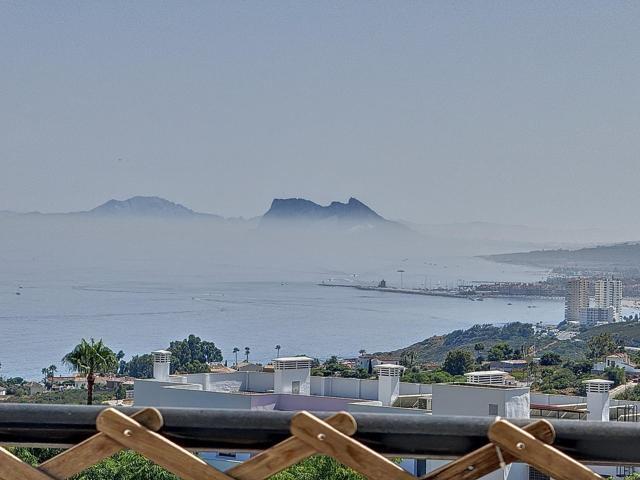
(133, 350, 640, 479)
(595, 279, 623, 321)
(565, 278, 589, 322)
(579, 306, 615, 326)
(594, 353, 640, 374)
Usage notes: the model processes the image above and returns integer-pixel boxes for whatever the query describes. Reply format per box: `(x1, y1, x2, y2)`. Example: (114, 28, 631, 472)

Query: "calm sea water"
(0, 257, 565, 379)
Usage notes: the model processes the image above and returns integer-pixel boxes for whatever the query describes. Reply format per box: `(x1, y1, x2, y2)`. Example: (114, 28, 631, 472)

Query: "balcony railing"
(1, 404, 640, 465)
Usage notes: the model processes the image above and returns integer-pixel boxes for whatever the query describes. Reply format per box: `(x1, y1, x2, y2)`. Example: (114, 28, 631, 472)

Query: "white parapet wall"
(432, 384, 530, 418)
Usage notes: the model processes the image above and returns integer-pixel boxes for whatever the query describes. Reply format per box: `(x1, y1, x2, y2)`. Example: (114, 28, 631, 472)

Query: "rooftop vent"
(464, 370, 508, 386)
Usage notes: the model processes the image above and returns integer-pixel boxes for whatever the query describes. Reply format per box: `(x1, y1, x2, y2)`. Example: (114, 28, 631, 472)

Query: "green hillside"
(380, 320, 640, 365)
(377, 323, 535, 363)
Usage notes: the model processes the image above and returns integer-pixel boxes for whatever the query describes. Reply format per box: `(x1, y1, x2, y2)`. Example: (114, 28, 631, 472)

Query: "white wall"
(134, 379, 253, 409)
(432, 384, 530, 419)
(275, 368, 310, 395)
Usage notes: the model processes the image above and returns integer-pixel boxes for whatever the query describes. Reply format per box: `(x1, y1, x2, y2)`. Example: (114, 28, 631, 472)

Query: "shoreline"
(318, 283, 563, 301)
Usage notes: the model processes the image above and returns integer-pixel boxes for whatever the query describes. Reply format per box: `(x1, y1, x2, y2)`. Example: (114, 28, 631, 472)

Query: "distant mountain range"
(87, 196, 221, 219)
(8, 195, 398, 227)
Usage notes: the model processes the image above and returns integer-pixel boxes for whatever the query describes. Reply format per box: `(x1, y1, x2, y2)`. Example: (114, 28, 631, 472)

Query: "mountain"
(262, 197, 389, 224)
(86, 196, 213, 218)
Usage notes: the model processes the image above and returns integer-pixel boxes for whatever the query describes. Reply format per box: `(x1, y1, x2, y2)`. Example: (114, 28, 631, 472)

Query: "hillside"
(485, 242, 640, 276)
(379, 320, 640, 365)
(376, 323, 536, 363)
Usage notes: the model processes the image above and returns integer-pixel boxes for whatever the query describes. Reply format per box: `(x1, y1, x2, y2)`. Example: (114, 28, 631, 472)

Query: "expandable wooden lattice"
(0, 408, 602, 480)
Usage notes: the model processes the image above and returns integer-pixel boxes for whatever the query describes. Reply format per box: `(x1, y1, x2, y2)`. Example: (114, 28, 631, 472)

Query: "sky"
(1, 1, 639, 228)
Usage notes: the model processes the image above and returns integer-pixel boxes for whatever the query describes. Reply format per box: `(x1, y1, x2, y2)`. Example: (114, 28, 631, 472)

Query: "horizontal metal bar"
(0, 404, 638, 464)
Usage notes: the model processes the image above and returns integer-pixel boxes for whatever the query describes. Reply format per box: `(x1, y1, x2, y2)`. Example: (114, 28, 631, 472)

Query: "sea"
(0, 255, 572, 379)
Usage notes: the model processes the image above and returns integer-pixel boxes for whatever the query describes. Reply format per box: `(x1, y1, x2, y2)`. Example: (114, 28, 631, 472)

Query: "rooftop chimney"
(273, 357, 312, 395)
(152, 350, 171, 382)
(583, 379, 613, 421)
(375, 364, 404, 406)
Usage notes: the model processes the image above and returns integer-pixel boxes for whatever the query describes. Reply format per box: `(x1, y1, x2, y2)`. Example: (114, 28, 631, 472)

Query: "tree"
(358, 349, 366, 356)
(586, 333, 618, 361)
(62, 339, 117, 405)
(244, 347, 250, 363)
(474, 343, 484, 353)
(540, 352, 562, 366)
(275, 345, 281, 357)
(233, 347, 240, 367)
(168, 335, 222, 373)
(442, 349, 474, 376)
(604, 366, 626, 387)
(41, 365, 57, 388)
(487, 342, 513, 361)
(121, 354, 154, 379)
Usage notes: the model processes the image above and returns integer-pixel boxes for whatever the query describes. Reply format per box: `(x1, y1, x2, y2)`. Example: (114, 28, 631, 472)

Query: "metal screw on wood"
(317, 433, 326, 441)
(516, 442, 525, 450)
(123, 429, 133, 437)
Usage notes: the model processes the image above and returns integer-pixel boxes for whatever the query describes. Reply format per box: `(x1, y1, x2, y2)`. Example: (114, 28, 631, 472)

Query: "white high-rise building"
(565, 278, 589, 322)
(595, 279, 623, 321)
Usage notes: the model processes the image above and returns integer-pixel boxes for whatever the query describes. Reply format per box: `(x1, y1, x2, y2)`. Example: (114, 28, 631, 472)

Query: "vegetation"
(312, 356, 370, 379)
(62, 339, 118, 405)
(168, 334, 223, 374)
(401, 368, 465, 384)
(119, 334, 224, 376)
(10, 447, 364, 480)
(442, 349, 474, 375)
(586, 333, 620, 361)
(616, 383, 640, 402)
(539, 352, 562, 366)
(378, 322, 535, 363)
(10, 388, 115, 405)
(120, 354, 154, 378)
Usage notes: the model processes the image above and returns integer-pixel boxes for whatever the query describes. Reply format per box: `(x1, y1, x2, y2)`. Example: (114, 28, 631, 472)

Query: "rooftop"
(273, 356, 313, 362)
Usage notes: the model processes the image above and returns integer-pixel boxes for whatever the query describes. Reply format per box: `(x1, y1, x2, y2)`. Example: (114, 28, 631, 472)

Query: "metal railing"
(1, 404, 639, 465)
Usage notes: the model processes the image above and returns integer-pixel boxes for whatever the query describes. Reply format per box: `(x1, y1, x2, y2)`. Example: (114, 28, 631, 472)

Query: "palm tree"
(232, 347, 240, 367)
(358, 349, 366, 357)
(275, 344, 281, 357)
(62, 338, 117, 405)
(244, 346, 250, 363)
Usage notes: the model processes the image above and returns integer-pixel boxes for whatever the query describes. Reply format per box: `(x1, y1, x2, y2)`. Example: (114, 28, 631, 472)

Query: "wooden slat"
(488, 419, 601, 480)
(96, 408, 233, 480)
(0, 446, 55, 480)
(290, 411, 415, 480)
(423, 419, 555, 480)
(228, 412, 357, 480)
(39, 407, 163, 479)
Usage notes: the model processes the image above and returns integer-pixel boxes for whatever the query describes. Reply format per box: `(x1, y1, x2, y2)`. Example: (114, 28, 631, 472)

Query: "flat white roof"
(152, 350, 171, 355)
(465, 370, 507, 376)
(583, 379, 614, 384)
(375, 363, 404, 369)
(273, 356, 313, 362)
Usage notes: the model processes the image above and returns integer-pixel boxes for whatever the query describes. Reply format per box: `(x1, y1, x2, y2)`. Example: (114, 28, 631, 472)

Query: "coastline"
(318, 283, 563, 301)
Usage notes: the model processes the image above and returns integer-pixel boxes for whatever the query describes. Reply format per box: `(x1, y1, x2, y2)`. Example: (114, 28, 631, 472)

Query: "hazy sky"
(1, 2, 639, 227)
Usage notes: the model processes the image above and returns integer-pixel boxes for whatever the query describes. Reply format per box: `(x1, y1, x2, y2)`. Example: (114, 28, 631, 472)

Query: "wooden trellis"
(0, 408, 603, 480)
